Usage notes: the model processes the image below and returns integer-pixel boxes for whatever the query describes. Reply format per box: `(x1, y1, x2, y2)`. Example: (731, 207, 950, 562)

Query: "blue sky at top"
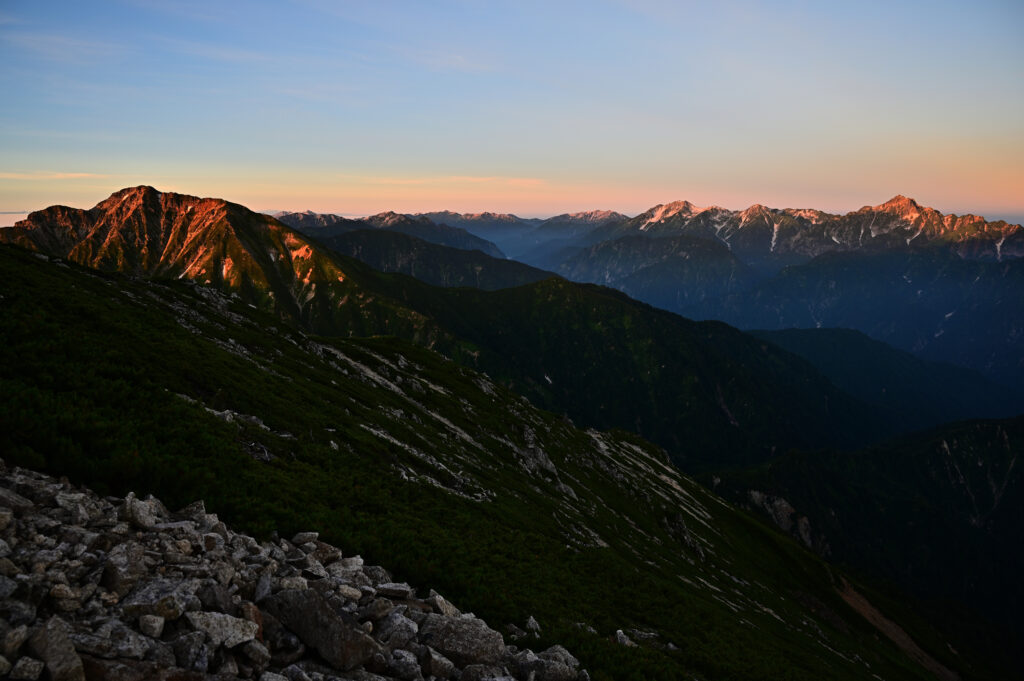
(1, 0, 1021, 219)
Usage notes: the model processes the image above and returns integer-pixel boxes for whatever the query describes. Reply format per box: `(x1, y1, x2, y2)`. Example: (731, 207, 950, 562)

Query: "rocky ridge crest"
(0, 459, 586, 681)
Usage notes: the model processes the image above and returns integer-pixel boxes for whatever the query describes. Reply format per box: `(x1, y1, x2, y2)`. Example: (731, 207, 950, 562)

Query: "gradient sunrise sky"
(1, 0, 1022, 223)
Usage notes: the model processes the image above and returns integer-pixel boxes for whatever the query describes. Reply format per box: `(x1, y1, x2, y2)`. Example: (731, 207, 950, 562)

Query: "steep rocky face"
(0, 187, 435, 339)
(0, 459, 589, 681)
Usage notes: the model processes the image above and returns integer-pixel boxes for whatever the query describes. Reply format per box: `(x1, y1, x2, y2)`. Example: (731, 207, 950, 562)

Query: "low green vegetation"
(0, 244, 996, 680)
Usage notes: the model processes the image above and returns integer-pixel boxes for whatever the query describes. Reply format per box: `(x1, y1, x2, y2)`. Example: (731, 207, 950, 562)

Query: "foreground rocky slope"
(0, 459, 587, 681)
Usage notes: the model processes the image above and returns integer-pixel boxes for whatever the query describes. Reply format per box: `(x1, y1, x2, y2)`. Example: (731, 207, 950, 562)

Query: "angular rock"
(185, 611, 259, 648)
(101, 542, 147, 598)
(241, 639, 271, 668)
(376, 582, 413, 599)
(2, 624, 29, 658)
(418, 614, 505, 667)
(427, 590, 460, 618)
(388, 648, 423, 680)
(376, 610, 418, 649)
(138, 614, 164, 639)
(28, 616, 85, 681)
(262, 588, 381, 671)
(291, 532, 319, 545)
(278, 575, 307, 591)
(70, 620, 152, 660)
(0, 654, 10, 676)
(196, 580, 236, 615)
(0, 486, 33, 512)
(122, 492, 166, 530)
(419, 646, 456, 679)
(363, 565, 391, 585)
(9, 656, 45, 681)
(120, 578, 198, 620)
(172, 630, 209, 672)
(614, 629, 635, 647)
(460, 664, 515, 681)
(260, 672, 288, 681)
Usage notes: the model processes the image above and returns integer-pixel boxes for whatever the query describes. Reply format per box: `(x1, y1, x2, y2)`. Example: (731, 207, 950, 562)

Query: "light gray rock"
(122, 492, 166, 530)
(263, 588, 382, 671)
(418, 614, 505, 667)
(138, 614, 164, 638)
(614, 629, 635, 647)
(376, 610, 418, 649)
(427, 590, 460, 617)
(185, 610, 259, 648)
(120, 578, 198, 620)
(377, 582, 413, 599)
(291, 531, 319, 545)
(388, 648, 423, 680)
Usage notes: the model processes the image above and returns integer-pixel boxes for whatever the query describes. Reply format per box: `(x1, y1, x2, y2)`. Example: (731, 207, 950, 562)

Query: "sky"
(1, 0, 1022, 223)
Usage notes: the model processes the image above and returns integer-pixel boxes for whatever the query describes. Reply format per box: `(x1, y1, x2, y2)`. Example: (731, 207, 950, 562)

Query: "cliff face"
(0, 458, 587, 681)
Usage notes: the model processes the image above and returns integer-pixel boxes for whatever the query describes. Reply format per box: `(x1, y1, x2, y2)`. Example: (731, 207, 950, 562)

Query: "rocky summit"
(0, 459, 587, 681)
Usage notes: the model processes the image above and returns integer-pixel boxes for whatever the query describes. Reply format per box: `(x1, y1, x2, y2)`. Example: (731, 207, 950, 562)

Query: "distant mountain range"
(276, 209, 505, 258)
(430, 195, 1022, 389)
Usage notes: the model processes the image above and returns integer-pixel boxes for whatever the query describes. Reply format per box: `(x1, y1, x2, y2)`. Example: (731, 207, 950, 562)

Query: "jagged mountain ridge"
(276, 209, 506, 259)
(595, 195, 1023, 265)
(1, 185, 436, 339)
(1, 186, 891, 469)
(0, 242, 989, 680)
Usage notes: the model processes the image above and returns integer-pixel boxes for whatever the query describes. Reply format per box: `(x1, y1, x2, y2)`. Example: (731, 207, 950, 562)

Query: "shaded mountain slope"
(311, 229, 553, 290)
(751, 328, 1024, 432)
(557, 234, 756, 315)
(277, 209, 505, 258)
(368, 275, 889, 468)
(717, 250, 1024, 387)
(0, 242, 993, 681)
(713, 416, 1024, 674)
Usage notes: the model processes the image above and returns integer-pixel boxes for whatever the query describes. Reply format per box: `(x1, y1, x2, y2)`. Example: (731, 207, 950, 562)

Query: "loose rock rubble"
(0, 459, 589, 681)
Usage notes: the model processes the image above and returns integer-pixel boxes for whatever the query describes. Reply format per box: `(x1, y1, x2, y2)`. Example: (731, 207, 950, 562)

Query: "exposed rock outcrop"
(0, 459, 587, 681)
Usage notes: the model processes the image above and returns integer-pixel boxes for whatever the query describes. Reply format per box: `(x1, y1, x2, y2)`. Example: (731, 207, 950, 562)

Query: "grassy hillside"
(0, 244, 991, 680)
